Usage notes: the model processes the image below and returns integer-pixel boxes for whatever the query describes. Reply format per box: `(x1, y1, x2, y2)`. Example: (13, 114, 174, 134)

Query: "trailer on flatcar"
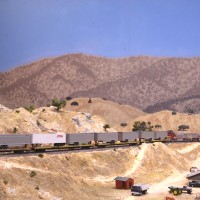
(0, 134, 32, 149)
(66, 133, 95, 145)
(32, 133, 66, 146)
(118, 132, 139, 142)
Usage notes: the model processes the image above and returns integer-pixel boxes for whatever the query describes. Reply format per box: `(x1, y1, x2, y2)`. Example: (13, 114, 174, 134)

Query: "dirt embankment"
(0, 106, 115, 134)
(1, 142, 200, 200)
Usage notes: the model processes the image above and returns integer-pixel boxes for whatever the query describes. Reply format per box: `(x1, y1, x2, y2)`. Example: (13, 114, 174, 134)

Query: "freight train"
(0, 131, 200, 152)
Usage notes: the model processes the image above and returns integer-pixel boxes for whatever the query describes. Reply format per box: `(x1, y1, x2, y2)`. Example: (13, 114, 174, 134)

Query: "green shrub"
(42, 109, 45, 112)
(35, 186, 39, 190)
(36, 120, 41, 126)
(121, 122, 127, 127)
(172, 111, 176, 115)
(66, 96, 72, 101)
(16, 110, 20, 113)
(25, 105, 35, 113)
(103, 124, 110, 131)
(3, 179, 8, 185)
(52, 98, 66, 111)
(30, 171, 36, 177)
(38, 154, 44, 158)
(65, 156, 69, 160)
(13, 127, 17, 133)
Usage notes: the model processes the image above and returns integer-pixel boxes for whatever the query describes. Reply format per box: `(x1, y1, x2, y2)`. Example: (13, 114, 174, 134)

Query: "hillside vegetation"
(116, 110, 200, 133)
(1, 54, 200, 113)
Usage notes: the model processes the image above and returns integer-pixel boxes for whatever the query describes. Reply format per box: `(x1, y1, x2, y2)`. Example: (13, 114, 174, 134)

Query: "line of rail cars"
(0, 131, 200, 150)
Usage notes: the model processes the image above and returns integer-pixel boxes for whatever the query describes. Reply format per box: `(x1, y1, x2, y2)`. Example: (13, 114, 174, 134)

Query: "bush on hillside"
(52, 98, 66, 111)
(25, 105, 35, 113)
(121, 123, 127, 127)
(103, 124, 110, 131)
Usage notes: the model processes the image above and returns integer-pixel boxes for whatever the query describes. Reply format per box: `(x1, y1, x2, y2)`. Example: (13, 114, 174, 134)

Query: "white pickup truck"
(131, 184, 149, 196)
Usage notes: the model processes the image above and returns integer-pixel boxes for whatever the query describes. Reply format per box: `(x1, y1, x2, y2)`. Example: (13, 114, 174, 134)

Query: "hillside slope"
(0, 106, 113, 134)
(1, 142, 200, 200)
(116, 110, 200, 132)
(64, 98, 145, 127)
(1, 54, 200, 113)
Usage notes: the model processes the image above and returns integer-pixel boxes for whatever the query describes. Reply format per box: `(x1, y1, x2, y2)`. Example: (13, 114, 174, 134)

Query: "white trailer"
(32, 133, 66, 146)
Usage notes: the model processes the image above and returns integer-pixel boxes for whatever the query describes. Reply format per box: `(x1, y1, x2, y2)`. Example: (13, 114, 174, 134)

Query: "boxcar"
(94, 132, 118, 143)
(0, 134, 32, 148)
(118, 132, 139, 142)
(66, 133, 95, 145)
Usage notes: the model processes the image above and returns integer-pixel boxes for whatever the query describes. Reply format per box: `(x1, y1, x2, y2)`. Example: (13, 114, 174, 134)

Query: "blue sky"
(0, 0, 200, 71)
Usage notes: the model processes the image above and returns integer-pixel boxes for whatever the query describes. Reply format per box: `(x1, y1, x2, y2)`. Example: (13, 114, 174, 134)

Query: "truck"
(168, 186, 192, 195)
(131, 184, 149, 196)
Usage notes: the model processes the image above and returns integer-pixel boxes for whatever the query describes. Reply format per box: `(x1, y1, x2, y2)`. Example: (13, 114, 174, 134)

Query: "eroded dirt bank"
(0, 143, 200, 200)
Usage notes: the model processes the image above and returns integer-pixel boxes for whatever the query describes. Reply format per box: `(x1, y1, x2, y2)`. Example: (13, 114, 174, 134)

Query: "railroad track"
(0, 140, 197, 158)
(0, 144, 140, 158)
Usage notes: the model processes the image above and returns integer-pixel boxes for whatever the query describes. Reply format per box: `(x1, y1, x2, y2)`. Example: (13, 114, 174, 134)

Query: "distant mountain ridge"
(0, 53, 200, 113)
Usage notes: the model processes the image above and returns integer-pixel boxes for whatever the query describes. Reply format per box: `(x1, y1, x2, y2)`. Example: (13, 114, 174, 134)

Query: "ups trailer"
(94, 132, 118, 143)
(0, 134, 32, 149)
(118, 132, 139, 142)
(66, 133, 95, 145)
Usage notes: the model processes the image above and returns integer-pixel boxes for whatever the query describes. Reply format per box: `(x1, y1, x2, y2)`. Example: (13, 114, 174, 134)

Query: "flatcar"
(0, 131, 199, 152)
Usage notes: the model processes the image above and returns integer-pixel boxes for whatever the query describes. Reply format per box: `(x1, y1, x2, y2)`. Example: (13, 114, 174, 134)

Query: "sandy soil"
(118, 110, 200, 133)
(0, 106, 114, 134)
(1, 142, 200, 200)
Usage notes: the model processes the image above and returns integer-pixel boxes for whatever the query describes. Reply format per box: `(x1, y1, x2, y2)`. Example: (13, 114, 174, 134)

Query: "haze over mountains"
(0, 53, 200, 113)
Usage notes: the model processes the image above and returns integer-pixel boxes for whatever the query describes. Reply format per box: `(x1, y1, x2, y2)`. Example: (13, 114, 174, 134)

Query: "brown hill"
(1, 53, 200, 113)
(64, 98, 145, 127)
(115, 110, 200, 133)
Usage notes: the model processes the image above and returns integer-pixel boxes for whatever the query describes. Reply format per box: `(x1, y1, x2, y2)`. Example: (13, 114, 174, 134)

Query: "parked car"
(188, 181, 200, 187)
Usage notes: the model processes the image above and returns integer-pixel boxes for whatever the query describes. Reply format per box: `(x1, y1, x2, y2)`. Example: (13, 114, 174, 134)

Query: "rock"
(0, 104, 11, 112)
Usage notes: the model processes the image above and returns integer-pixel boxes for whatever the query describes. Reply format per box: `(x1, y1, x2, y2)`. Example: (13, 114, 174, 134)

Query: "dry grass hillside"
(1, 54, 200, 113)
(0, 106, 114, 134)
(1, 142, 200, 200)
(64, 98, 145, 127)
(116, 110, 200, 133)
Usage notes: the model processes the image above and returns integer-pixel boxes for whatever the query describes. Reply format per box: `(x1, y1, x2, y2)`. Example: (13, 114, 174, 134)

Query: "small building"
(114, 176, 134, 189)
(187, 171, 200, 181)
(165, 196, 175, 200)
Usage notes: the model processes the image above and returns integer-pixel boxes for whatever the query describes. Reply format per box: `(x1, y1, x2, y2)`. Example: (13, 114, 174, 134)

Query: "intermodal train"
(0, 131, 200, 151)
